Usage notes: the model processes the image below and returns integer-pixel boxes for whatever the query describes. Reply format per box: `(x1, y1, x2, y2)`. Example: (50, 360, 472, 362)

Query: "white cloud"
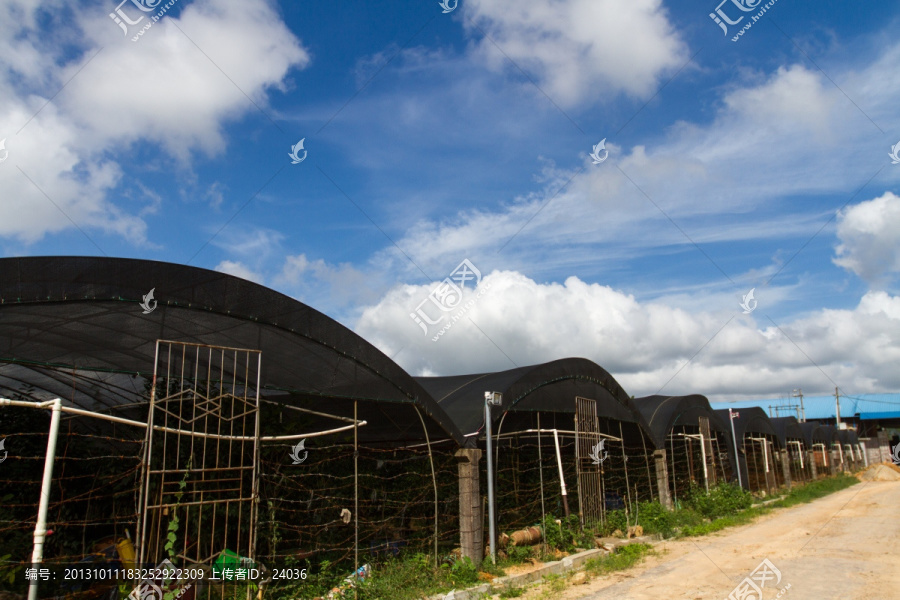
(68, 0, 310, 158)
(464, 0, 688, 106)
(275, 254, 376, 310)
(370, 54, 897, 283)
(833, 191, 900, 284)
(215, 259, 264, 284)
(356, 270, 900, 398)
(0, 0, 309, 243)
(0, 103, 144, 244)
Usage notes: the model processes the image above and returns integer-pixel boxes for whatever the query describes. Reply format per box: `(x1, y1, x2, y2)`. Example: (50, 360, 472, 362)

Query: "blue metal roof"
(709, 394, 900, 421)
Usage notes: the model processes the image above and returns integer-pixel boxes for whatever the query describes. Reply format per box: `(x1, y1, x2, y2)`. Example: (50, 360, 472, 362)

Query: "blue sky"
(1, 0, 900, 400)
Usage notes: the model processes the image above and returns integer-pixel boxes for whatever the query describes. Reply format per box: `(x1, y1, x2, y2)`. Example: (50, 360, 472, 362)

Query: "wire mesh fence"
(491, 416, 656, 534)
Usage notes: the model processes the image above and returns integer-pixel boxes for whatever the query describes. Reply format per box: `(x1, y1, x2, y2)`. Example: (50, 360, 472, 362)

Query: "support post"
(808, 449, 818, 479)
(728, 409, 742, 488)
(455, 449, 483, 565)
(414, 407, 439, 567)
(653, 449, 672, 509)
(780, 449, 792, 490)
(552, 429, 570, 517)
(353, 400, 359, 600)
(28, 399, 62, 600)
(484, 400, 497, 565)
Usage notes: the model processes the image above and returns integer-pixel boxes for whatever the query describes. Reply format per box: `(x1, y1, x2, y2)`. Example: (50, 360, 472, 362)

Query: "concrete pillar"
(830, 450, 839, 475)
(653, 449, 672, 509)
(876, 431, 890, 463)
(455, 448, 483, 565)
(808, 449, 818, 479)
(780, 449, 792, 490)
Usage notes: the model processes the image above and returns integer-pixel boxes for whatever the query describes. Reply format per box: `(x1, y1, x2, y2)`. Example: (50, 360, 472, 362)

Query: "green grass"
(584, 543, 654, 575)
(676, 473, 859, 538)
(497, 583, 525, 598)
(769, 473, 858, 507)
(267, 475, 858, 599)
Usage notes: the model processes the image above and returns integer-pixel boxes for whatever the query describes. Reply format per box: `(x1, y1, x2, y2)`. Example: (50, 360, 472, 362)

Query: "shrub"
(634, 501, 674, 537)
(598, 509, 628, 536)
(541, 514, 581, 552)
(684, 483, 752, 519)
(506, 544, 533, 563)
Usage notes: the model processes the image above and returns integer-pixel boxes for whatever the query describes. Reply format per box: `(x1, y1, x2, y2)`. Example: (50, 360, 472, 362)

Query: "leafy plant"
(585, 543, 653, 574)
(540, 514, 582, 552)
(498, 583, 525, 598)
(683, 482, 752, 519)
(164, 457, 192, 564)
(505, 544, 533, 563)
(633, 501, 674, 537)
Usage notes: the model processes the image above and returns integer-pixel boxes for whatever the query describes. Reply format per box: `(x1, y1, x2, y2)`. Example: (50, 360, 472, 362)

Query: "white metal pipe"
(789, 441, 804, 468)
(813, 443, 827, 466)
(748, 437, 769, 472)
(728, 409, 742, 488)
(699, 434, 708, 492)
(495, 428, 621, 442)
(259, 422, 366, 441)
(680, 433, 708, 491)
(552, 429, 567, 499)
(2, 398, 365, 440)
(27, 399, 62, 600)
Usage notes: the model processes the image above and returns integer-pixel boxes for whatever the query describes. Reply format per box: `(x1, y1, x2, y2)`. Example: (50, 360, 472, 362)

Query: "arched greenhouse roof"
(769, 416, 805, 448)
(415, 357, 653, 446)
(0, 256, 464, 444)
(632, 394, 729, 449)
(714, 407, 778, 446)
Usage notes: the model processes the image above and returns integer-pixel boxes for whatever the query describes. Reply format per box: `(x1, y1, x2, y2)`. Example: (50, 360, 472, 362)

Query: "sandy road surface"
(555, 479, 900, 600)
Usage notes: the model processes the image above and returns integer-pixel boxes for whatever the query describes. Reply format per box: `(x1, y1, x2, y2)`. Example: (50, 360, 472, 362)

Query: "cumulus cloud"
(370, 55, 896, 283)
(464, 0, 688, 106)
(215, 259, 264, 284)
(275, 254, 377, 309)
(355, 270, 900, 398)
(833, 192, 900, 285)
(0, 0, 309, 242)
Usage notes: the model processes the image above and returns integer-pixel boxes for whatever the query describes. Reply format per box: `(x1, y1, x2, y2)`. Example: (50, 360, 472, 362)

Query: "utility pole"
(791, 389, 805, 422)
(835, 387, 841, 426)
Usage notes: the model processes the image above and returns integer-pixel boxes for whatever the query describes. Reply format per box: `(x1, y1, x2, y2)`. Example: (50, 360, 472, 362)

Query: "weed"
(585, 543, 653, 575)
(542, 573, 567, 593)
(498, 583, 525, 598)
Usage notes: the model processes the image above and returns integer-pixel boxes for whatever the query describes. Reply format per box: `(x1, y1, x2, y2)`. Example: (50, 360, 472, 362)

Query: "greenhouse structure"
(0, 256, 879, 600)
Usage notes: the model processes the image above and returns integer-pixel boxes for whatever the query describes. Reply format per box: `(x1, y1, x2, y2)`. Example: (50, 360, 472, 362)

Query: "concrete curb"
(429, 536, 660, 600)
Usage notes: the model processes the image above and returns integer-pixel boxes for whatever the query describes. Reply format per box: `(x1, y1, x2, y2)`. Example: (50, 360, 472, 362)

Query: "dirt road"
(561, 479, 900, 599)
